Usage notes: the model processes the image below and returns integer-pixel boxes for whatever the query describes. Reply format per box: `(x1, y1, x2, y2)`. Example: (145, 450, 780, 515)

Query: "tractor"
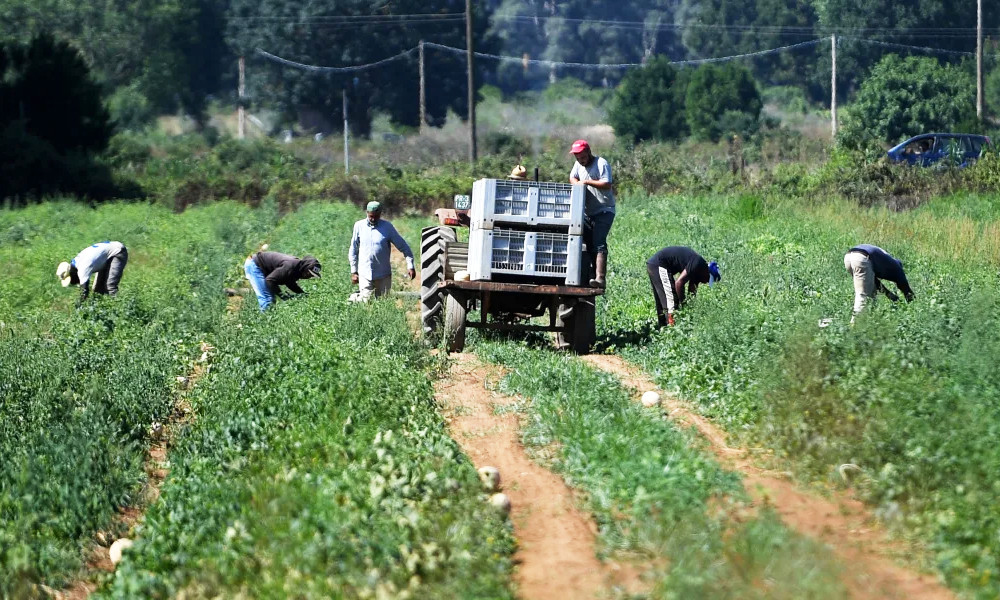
(420, 178, 603, 354)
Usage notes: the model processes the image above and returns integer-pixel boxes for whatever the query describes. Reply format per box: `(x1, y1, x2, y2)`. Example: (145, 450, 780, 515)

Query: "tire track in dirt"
(436, 353, 647, 600)
(583, 354, 953, 600)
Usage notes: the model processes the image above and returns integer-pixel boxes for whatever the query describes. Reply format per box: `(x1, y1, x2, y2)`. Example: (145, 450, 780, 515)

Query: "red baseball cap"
(569, 139, 590, 154)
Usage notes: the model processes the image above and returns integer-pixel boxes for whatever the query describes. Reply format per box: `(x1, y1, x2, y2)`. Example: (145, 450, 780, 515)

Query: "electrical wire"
(255, 47, 418, 73)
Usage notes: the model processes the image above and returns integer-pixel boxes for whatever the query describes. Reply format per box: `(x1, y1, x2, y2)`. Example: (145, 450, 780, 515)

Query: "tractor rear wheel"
(443, 294, 467, 352)
(554, 299, 595, 355)
(420, 226, 457, 341)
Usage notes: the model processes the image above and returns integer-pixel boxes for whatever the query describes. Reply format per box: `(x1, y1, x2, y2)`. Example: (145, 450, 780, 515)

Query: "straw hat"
(508, 165, 527, 180)
(56, 262, 73, 287)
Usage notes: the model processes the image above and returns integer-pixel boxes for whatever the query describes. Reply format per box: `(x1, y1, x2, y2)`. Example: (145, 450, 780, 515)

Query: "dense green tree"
(227, 0, 494, 136)
(819, 0, 999, 99)
(607, 57, 688, 142)
(839, 54, 975, 147)
(488, 0, 686, 93)
(684, 62, 761, 141)
(0, 34, 114, 203)
(0, 0, 229, 125)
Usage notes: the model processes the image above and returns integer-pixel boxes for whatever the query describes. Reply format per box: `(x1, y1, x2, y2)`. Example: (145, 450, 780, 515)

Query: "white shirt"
(570, 156, 616, 216)
(348, 219, 414, 281)
(72, 241, 125, 285)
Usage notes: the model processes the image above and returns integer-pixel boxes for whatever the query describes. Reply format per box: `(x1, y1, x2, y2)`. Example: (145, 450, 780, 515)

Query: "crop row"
(97, 203, 514, 598)
(0, 202, 269, 595)
(605, 192, 1000, 595)
(475, 342, 848, 598)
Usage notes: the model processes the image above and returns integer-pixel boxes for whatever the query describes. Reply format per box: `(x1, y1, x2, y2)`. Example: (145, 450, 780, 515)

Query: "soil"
(583, 354, 954, 600)
(436, 353, 648, 599)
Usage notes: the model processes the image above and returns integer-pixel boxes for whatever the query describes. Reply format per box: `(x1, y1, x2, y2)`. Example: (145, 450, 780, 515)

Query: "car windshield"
(902, 138, 933, 154)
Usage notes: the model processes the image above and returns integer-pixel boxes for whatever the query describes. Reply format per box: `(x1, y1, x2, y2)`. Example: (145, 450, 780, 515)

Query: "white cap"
(56, 262, 73, 287)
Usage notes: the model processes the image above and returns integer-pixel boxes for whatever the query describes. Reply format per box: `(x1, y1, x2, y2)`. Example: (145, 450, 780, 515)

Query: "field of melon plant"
(2, 188, 998, 599)
(601, 191, 1000, 596)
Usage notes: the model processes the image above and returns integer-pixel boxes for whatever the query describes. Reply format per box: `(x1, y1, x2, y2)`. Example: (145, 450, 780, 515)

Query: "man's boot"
(589, 253, 607, 288)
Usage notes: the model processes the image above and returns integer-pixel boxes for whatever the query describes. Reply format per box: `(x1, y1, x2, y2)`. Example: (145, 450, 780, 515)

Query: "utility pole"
(343, 89, 350, 174)
(238, 56, 246, 140)
(831, 35, 838, 138)
(977, 0, 984, 120)
(419, 40, 426, 132)
(466, 0, 477, 163)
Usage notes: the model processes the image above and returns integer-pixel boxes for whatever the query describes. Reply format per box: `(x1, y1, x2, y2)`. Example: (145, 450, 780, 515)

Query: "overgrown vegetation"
(0, 201, 269, 595)
(604, 192, 1000, 595)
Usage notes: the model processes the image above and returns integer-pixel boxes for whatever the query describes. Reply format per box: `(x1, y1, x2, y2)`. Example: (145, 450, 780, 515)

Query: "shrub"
(607, 56, 689, 143)
(684, 63, 762, 142)
(839, 54, 976, 148)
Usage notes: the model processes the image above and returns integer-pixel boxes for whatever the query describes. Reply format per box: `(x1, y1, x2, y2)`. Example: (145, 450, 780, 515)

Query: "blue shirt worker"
(348, 201, 415, 302)
(843, 244, 914, 316)
(569, 139, 615, 288)
(244, 250, 321, 311)
(56, 241, 129, 303)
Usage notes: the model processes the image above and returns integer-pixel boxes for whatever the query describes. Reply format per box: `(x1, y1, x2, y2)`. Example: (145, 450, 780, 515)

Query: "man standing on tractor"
(349, 201, 415, 302)
(647, 246, 720, 327)
(843, 244, 914, 318)
(569, 139, 615, 288)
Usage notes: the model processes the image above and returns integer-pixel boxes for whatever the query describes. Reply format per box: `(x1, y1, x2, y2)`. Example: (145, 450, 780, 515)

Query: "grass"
(603, 191, 1000, 595)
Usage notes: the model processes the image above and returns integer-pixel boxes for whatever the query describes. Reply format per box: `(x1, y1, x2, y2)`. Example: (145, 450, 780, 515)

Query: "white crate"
(468, 227, 582, 285)
(470, 179, 585, 234)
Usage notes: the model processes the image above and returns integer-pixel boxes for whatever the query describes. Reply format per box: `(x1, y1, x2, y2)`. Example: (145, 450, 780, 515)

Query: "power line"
(230, 13, 465, 22)
(254, 37, 996, 75)
(255, 47, 418, 73)
(493, 14, 1000, 38)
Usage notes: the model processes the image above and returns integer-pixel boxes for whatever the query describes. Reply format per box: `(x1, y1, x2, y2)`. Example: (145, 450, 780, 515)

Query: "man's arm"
(896, 273, 915, 302)
(348, 223, 360, 283)
(579, 159, 613, 189)
(388, 224, 416, 279)
(569, 164, 581, 184)
(674, 269, 689, 306)
(876, 280, 899, 302)
(286, 281, 305, 295)
(265, 263, 295, 297)
(78, 281, 90, 304)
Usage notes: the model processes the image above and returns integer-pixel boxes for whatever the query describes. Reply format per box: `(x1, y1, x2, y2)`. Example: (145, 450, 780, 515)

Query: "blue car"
(887, 133, 993, 167)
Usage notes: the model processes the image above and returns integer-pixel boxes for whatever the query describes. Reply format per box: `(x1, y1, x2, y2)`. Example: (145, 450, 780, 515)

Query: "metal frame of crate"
(468, 227, 582, 286)
(470, 179, 585, 234)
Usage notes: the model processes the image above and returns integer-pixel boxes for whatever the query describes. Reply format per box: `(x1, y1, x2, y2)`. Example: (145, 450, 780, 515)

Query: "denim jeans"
(586, 211, 615, 255)
(244, 257, 273, 311)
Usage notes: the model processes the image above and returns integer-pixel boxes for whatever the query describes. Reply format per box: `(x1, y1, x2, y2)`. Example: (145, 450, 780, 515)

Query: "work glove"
(667, 313, 676, 327)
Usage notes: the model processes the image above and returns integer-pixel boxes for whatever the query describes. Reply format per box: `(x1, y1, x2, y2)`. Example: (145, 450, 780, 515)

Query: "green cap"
(366, 201, 381, 212)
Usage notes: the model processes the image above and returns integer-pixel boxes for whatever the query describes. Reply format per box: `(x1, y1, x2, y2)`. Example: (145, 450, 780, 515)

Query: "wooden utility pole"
(831, 35, 838, 138)
(238, 56, 246, 139)
(977, 0, 984, 120)
(343, 89, 350, 174)
(419, 40, 426, 132)
(466, 0, 477, 163)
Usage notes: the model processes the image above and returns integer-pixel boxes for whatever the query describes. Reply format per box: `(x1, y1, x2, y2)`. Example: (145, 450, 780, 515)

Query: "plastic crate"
(470, 179, 584, 233)
(468, 227, 582, 285)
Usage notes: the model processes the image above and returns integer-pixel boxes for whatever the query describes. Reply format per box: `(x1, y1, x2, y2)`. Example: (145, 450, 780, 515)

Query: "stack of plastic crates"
(468, 179, 585, 285)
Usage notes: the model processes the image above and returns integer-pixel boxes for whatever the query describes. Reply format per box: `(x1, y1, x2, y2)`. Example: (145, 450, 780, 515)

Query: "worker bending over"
(843, 244, 914, 317)
(348, 201, 415, 302)
(56, 240, 129, 303)
(244, 250, 321, 311)
(647, 246, 720, 327)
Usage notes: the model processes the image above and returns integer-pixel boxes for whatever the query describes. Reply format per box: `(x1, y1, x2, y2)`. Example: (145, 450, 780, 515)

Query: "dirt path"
(583, 354, 953, 600)
(436, 353, 646, 600)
